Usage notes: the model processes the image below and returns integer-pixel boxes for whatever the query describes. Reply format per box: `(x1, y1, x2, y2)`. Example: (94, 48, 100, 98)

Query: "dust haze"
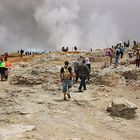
(0, 0, 140, 53)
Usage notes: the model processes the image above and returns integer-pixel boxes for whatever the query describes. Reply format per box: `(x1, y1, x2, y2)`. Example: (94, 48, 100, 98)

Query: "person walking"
(73, 60, 80, 83)
(105, 48, 113, 64)
(114, 47, 120, 67)
(120, 46, 125, 58)
(135, 48, 140, 67)
(85, 57, 91, 81)
(77, 60, 90, 92)
(60, 61, 73, 100)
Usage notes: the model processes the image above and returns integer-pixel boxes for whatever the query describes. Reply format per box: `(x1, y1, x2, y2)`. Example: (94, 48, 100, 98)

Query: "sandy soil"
(0, 54, 140, 140)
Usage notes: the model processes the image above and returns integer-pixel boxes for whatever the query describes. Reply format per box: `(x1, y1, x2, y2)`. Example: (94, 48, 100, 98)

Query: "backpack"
(108, 50, 112, 56)
(63, 67, 71, 80)
(74, 61, 79, 70)
(116, 50, 120, 56)
(106, 50, 112, 56)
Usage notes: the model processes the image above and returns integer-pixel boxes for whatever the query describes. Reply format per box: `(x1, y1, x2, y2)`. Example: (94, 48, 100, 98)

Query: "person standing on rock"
(77, 60, 90, 92)
(60, 61, 73, 100)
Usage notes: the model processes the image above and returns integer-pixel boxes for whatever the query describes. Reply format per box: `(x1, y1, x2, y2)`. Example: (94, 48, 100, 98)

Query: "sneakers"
(83, 88, 87, 90)
(67, 94, 71, 99)
(63, 97, 67, 101)
(63, 94, 71, 101)
(78, 88, 87, 92)
(78, 90, 83, 92)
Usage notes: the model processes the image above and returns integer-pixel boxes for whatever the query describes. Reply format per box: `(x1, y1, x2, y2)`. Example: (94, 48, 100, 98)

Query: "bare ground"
(0, 54, 140, 140)
(0, 80, 140, 140)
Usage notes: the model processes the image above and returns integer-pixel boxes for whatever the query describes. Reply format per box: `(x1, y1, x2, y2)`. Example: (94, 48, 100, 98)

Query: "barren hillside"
(0, 51, 140, 140)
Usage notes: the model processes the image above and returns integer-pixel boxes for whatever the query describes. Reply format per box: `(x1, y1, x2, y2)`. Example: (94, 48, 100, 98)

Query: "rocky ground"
(0, 52, 140, 140)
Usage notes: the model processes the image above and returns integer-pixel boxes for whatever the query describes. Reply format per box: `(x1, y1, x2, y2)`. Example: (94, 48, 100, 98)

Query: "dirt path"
(0, 79, 140, 140)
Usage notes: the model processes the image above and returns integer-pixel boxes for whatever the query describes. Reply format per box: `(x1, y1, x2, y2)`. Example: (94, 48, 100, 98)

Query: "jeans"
(74, 70, 79, 82)
(115, 56, 119, 64)
(62, 80, 72, 93)
(79, 76, 86, 90)
(136, 59, 140, 67)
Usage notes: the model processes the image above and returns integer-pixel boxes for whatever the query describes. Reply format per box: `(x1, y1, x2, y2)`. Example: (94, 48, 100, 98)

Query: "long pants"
(136, 59, 140, 67)
(0, 67, 5, 80)
(120, 52, 123, 58)
(79, 76, 86, 90)
(74, 70, 79, 82)
(115, 57, 119, 65)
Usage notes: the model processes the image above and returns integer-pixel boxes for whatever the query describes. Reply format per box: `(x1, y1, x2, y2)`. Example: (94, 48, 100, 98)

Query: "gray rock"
(107, 98, 137, 119)
(90, 65, 140, 87)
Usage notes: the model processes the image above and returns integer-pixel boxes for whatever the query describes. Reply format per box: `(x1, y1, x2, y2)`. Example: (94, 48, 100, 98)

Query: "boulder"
(90, 66, 140, 87)
(9, 62, 59, 86)
(121, 70, 138, 80)
(9, 75, 44, 85)
(119, 59, 130, 66)
(107, 98, 137, 119)
(91, 72, 121, 87)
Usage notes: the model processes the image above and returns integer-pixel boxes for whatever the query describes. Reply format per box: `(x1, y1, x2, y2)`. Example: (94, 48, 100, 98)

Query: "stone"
(107, 98, 137, 119)
(136, 97, 139, 99)
(0, 124, 35, 140)
(91, 73, 121, 87)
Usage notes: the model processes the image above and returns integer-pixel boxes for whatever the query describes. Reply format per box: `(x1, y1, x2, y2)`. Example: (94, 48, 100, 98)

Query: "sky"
(0, 0, 140, 53)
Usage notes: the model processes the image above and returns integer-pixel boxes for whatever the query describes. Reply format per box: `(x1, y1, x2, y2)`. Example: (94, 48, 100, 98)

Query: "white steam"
(0, 0, 140, 53)
(34, 0, 119, 50)
(34, 0, 82, 50)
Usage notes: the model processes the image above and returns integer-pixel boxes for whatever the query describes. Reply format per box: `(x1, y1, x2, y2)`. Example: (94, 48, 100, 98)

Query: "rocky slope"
(0, 52, 140, 140)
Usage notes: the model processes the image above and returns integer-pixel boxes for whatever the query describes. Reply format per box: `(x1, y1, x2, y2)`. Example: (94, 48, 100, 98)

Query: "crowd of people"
(60, 40, 140, 100)
(0, 40, 140, 100)
(17, 49, 43, 58)
(105, 40, 140, 68)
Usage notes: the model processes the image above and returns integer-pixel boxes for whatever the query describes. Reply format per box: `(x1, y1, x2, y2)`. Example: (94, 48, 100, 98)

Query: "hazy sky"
(0, 0, 140, 52)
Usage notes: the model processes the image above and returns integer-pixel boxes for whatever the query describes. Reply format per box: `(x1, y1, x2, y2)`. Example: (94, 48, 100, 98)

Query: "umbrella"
(5, 62, 13, 67)
(0, 62, 5, 67)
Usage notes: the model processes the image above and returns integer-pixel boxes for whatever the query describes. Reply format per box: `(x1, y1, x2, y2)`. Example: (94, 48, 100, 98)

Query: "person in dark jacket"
(77, 59, 90, 92)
